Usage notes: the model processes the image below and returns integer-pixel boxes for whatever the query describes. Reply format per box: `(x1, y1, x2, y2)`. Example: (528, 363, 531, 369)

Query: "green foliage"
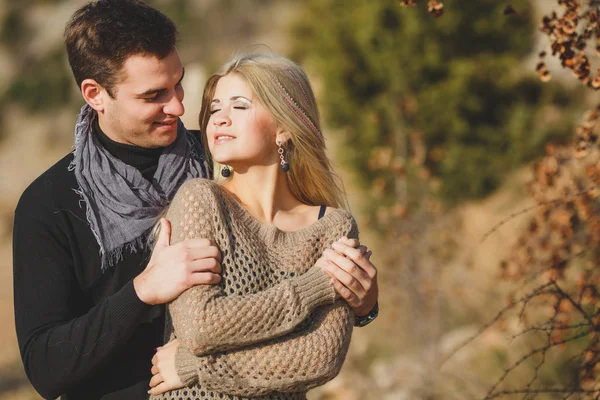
(0, 6, 29, 49)
(291, 0, 584, 220)
(2, 47, 76, 113)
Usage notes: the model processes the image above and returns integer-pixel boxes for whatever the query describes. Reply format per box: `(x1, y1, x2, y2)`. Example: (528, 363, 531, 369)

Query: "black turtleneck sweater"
(94, 120, 163, 181)
(13, 123, 188, 400)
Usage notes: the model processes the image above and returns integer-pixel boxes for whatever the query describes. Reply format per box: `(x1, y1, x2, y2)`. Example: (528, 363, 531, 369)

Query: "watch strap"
(354, 301, 379, 327)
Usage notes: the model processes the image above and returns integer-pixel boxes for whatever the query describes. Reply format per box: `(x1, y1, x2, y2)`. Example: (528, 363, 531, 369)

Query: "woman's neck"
(223, 165, 303, 225)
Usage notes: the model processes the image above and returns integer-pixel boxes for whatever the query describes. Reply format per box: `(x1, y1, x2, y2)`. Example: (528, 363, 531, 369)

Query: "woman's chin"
(214, 158, 234, 166)
(212, 153, 243, 167)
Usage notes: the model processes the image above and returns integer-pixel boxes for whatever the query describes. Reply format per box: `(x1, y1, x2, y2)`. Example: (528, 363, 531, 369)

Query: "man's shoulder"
(16, 152, 77, 215)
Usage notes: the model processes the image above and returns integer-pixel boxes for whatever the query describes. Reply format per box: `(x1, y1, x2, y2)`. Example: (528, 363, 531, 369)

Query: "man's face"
(98, 50, 185, 149)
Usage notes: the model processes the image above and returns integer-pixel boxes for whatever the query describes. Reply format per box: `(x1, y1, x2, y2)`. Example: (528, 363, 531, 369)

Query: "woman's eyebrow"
(211, 96, 252, 104)
(231, 96, 252, 102)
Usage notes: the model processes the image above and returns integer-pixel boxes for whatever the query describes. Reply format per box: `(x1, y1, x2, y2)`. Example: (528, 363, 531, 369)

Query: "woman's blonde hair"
(199, 52, 348, 209)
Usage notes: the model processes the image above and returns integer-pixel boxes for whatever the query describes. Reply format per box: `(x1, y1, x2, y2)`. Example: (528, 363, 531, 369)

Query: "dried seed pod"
(399, 0, 417, 7)
(427, 0, 444, 17)
(540, 70, 552, 82)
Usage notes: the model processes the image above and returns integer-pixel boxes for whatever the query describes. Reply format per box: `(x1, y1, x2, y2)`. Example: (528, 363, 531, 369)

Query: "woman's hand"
(148, 339, 185, 396)
(320, 237, 378, 317)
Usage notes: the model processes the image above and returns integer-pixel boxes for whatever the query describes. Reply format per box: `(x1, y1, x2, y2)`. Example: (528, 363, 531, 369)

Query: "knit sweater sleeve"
(176, 301, 354, 396)
(166, 179, 338, 357)
(172, 213, 358, 395)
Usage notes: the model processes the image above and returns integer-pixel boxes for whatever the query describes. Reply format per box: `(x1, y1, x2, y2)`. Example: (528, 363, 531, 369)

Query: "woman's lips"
(214, 133, 235, 144)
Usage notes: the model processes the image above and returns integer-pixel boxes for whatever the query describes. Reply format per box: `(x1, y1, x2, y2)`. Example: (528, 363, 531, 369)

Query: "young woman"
(148, 53, 371, 400)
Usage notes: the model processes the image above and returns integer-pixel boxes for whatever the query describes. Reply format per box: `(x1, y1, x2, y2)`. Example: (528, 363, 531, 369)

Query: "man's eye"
(144, 97, 158, 102)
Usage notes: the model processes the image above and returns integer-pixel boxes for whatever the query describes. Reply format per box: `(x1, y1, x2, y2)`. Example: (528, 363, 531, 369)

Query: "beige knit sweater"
(150, 179, 356, 400)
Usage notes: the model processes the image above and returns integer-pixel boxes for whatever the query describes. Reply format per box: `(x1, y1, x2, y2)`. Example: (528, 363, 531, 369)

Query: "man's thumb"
(156, 218, 171, 248)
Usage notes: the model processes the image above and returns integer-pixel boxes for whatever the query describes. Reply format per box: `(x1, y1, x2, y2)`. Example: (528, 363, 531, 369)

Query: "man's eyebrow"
(137, 68, 185, 97)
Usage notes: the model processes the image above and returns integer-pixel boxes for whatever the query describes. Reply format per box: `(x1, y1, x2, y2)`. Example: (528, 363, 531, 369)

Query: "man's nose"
(164, 89, 185, 117)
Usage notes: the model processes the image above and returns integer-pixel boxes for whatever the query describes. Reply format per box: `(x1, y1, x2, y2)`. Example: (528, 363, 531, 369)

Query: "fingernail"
(331, 242, 341, 249)
(323, 260, 332, 267)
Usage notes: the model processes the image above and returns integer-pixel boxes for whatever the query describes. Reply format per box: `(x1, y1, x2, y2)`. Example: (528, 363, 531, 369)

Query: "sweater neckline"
(212, 183, 343, 246)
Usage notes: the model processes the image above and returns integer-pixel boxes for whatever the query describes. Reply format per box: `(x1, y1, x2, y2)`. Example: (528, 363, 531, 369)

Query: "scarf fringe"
(72, 187, 152, 272)
(71, 187, 106, 266)
(105, 235, 148, 272)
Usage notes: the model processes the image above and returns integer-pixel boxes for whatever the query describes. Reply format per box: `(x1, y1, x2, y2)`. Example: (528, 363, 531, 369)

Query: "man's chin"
(149, 128, 178, 148)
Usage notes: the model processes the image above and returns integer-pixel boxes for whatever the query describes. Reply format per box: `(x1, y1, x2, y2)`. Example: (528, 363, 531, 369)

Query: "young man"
(13, 1, 379, 399)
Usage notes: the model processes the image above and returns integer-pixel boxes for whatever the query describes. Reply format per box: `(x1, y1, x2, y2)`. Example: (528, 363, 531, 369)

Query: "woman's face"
(206, 73, 280, 170)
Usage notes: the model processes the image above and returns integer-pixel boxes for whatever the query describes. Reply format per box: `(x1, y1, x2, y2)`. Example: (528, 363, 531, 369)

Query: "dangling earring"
(221, 166, 231, 178)
(277, 140, 290, 172)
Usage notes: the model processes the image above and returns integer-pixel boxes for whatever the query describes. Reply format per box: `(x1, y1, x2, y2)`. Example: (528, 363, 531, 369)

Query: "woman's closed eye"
(233, 101, 250, 110)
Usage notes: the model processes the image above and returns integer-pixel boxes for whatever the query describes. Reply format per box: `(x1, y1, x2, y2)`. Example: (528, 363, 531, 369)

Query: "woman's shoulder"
(320, 207, 358, 236)
(178, 178, 223, 198)
(171, 178, 223, 210)
(178, 177, 220, 193)
(322, 207, 354, 221)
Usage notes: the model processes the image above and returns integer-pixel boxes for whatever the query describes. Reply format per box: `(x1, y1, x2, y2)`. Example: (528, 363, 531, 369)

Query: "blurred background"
(1, 0, 599, 399)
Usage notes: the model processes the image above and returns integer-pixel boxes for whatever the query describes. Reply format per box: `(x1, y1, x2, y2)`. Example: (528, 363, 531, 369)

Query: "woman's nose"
(213, 112, 231, 126)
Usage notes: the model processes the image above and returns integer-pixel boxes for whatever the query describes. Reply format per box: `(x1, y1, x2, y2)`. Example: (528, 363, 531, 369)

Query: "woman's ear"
(275, 129, 292, 146)
(81, 79, 107, 112)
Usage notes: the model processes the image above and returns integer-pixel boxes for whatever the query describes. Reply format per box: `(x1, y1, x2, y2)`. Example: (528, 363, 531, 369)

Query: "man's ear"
(275, 129, 292, 146)
(81, 79, 107, 112)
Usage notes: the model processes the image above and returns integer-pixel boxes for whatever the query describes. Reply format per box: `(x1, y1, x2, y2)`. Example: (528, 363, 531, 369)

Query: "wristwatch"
(354, 301, 379, 327)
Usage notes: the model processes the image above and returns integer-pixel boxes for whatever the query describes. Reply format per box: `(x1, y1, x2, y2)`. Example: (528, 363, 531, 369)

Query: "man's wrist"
(133, 274, 154, 305)
(354, 301, 379, 327)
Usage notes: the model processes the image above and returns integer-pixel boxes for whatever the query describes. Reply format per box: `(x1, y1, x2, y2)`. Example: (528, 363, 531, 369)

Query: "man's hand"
(319, 237, 378, 317)
(134, 218, 222, 305)
(148, 339, 184, 395)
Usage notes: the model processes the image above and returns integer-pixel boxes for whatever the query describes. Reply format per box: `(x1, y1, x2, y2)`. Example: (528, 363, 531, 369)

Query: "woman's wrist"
(174, 345, 200, 386)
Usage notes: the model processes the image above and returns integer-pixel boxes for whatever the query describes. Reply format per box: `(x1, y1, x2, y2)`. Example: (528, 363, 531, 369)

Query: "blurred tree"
(291, 0, 584, 232)
(481, 1, 600, 397)
(0, 0, 294, 141)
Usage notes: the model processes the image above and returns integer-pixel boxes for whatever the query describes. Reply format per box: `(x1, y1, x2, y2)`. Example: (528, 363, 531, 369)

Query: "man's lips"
(154, 120, 177, 127)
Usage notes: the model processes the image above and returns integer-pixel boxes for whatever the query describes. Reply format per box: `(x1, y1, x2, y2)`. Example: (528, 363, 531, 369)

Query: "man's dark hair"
(64, 0, 178, 98)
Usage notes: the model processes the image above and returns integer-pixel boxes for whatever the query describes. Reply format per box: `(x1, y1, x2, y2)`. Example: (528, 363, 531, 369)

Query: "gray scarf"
(68, 104, 209, 271)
